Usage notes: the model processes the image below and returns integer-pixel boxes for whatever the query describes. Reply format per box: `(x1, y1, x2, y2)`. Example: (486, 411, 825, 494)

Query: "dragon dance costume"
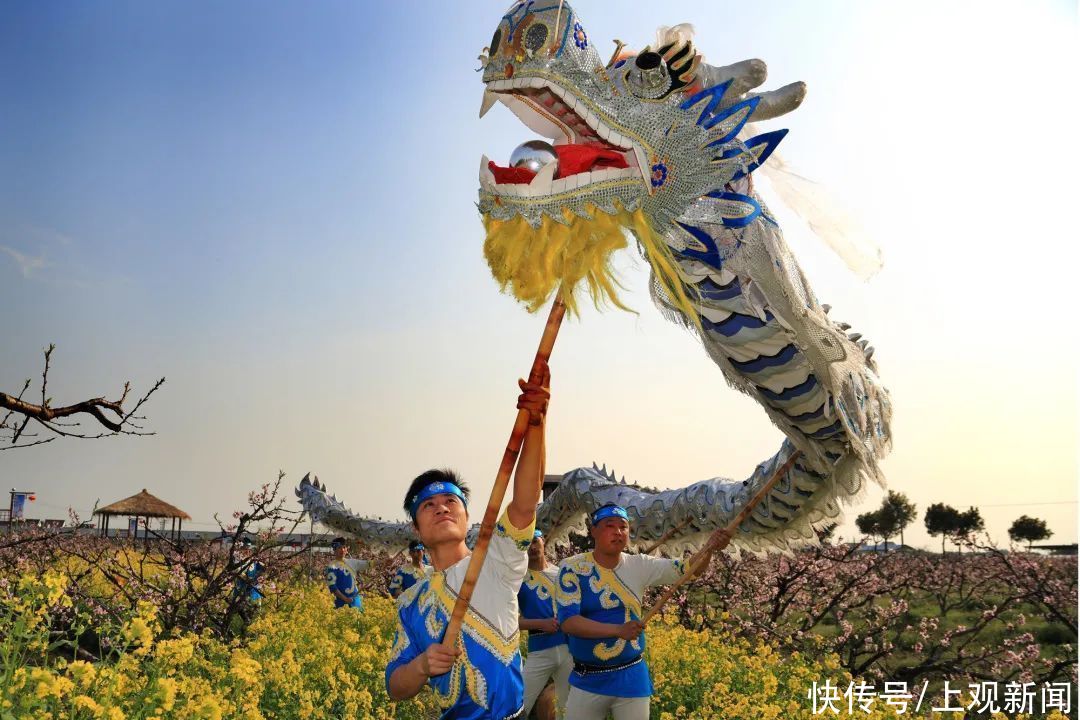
(518, 560, 572, 715)
(297, 0, 892, 558)
(234, 560, 264, 603)
(389, 563, 428, 599)
(385, 510, 535, 720)
(557, 551, 683, 717)
(325, 559, 363, 610)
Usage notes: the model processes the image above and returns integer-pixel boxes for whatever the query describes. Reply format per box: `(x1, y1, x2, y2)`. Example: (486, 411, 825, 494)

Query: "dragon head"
(479, 1, 803, 318)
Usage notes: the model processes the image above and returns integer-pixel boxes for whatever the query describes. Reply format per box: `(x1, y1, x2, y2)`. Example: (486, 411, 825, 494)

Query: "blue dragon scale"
(297, 2, 891, 556)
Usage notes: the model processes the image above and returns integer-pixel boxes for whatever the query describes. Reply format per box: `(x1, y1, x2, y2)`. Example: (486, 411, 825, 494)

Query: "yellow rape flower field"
(0, 571, 1070, 719)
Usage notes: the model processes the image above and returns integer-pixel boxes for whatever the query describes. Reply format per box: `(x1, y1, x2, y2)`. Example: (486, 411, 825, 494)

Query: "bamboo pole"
(642, 450, 803, 624)
(642, 516, 696, 555)
(443, 298, 566, 648)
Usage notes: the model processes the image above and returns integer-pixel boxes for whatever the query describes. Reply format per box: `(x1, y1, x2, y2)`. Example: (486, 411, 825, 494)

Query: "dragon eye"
(491, 28, 503, 54)
(524, 23, 549, 52)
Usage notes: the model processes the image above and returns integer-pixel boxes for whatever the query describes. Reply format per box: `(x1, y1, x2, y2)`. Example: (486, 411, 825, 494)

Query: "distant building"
(1032, 544, 1078, 556)
(848, 541, 911, 553)
(93, 488, 191, 541)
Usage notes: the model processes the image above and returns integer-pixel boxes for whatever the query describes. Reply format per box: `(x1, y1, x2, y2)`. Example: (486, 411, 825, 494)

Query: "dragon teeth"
(479, 155, 496, 188)
(529, 162, 557, 191)
(479, 91, 498, 118)
(550, 177, 570, 193)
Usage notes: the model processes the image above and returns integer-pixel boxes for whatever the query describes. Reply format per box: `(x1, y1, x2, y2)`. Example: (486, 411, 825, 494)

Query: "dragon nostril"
(627, 52, 670, 98)
(635, 51, 662, 70)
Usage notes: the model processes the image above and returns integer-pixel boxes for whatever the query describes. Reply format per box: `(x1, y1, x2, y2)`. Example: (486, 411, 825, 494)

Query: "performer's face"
(409, 550, 423, 565)
(333, 545, 347, 560)
(591, 518, 630, 553)
(414, 492, 468, 546)
(527, 535, 545, 562)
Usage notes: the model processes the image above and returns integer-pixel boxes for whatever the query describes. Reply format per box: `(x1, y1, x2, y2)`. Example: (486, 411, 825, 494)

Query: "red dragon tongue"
(488, 144, 630, 185)
(488, 161, 537, 184)
(552, 144, 628, 177)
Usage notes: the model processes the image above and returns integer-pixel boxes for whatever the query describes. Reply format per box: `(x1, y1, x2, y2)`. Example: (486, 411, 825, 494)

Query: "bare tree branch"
(1, 344, 164, 448)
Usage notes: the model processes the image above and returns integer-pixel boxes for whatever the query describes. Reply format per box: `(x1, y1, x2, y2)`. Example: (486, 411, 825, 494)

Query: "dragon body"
(297, 2, 891, 556)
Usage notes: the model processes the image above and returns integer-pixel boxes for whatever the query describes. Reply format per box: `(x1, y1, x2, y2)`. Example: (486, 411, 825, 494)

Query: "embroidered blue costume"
(556, 552, 684, 698)
(386, 510, 534, 720)
(519, 565, 566, 653)
(235, 560, 264, 603)
(325, 559, 363, 610)
(389, 564, 428, 599)
(518, 559, 572, 716)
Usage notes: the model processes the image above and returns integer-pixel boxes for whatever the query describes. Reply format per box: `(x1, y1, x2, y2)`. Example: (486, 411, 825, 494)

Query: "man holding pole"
(556, 504, 718, 720)
(385, 363, 550, 719)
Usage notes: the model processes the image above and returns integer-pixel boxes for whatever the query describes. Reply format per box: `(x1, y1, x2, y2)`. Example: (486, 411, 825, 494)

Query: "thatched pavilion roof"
(94, 489, 191, 520)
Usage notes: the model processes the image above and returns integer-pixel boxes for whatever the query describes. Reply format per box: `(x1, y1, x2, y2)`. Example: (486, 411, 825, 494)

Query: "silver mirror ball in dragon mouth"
(510, 139, 559, 175)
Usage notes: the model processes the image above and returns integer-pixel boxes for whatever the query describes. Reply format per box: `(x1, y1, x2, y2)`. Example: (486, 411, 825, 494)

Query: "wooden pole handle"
(642, 450, 803, 624)
(642, 516, 695, 555)
(443, 298, 566, 647)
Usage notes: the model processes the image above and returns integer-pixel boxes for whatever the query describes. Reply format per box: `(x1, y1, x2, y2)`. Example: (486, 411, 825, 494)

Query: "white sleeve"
(484, 508, 535, 590)
(620, 553, 685, 594)
(644, 555, 685, 587)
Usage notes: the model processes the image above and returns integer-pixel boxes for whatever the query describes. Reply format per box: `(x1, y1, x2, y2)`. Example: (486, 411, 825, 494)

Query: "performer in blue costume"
(389, 540, 429, 599)
(385, 362, 550, 720)
(233, 537, 264, 601)
(325, 537, 363, 610)
(518, 529, 572, 718)
(557, 504, 718, 720)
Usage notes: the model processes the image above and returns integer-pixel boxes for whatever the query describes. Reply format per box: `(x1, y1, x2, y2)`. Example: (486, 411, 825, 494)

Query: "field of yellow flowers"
(0, 568, 1071, 719)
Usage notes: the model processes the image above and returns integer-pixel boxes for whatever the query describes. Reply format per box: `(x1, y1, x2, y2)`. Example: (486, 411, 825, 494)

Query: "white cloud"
(0, 245, 49, 278)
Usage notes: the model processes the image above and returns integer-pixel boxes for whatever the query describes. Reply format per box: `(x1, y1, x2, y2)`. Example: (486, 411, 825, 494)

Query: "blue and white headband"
(533, 529, 543, 539)
(591, 505, 629, 525)
(409, 481, 469, 519)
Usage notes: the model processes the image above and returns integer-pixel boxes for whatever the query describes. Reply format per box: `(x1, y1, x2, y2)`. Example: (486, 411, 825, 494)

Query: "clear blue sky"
(2, 1, 1077, 548)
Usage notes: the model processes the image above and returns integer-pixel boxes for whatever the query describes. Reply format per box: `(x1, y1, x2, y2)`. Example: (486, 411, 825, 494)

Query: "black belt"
(572, 655, 643, 676)
(440, 704, 524, 720)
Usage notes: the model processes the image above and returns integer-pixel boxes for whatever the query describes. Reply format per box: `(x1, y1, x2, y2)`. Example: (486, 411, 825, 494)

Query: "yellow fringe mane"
(482, 204, 701, 329)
